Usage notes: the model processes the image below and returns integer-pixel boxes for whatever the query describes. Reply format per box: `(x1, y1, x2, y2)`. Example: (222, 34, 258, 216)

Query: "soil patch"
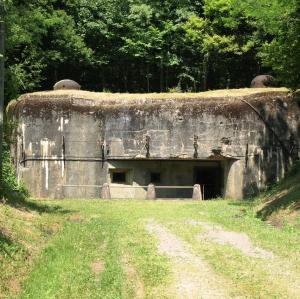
(8, 279, 21, 295)
(122, 255, 145, 299)
(68, 215, 84, 223)
(0, 227, 13, 239)
(187, 220, 274, 259)
(91, 260, 104, 275)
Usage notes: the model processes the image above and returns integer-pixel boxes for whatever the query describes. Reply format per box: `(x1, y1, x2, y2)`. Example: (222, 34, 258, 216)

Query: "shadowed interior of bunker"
(107, 160, 225, 199)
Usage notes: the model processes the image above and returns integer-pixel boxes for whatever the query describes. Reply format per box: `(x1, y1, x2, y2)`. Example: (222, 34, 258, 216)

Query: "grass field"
(1, 199, 299, 299)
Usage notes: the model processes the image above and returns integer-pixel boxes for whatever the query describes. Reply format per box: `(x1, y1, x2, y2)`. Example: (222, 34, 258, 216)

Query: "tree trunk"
(146, 63, 150, 93)
(0, 21, 5, 184)
(202, 53, 209, 91)
(160, 58, 164, 92)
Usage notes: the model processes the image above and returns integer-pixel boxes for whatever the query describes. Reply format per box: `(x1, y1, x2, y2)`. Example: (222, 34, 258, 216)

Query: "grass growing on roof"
(17, 87, 289, 103)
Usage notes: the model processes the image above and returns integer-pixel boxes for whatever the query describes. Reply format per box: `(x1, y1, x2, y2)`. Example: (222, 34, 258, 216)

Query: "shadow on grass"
(256, 162, 300, 220)
(229, 162, 300, 221)
(227, 199, 256, 210)
(256, 185, 300, 220)
(2, 192, 72, 215)
(0, 230, 13, 257)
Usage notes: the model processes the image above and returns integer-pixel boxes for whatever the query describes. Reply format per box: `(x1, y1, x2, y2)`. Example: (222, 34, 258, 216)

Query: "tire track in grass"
(122, 255, 145, 299)
(187, 220, 300, 299)
(187, 220, 274, 259)
(146, 220, 233, 299)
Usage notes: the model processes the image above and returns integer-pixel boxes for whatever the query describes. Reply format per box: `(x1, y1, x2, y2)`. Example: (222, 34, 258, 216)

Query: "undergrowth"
(1, 116, 29, 203)
(1, 142, 29, 201)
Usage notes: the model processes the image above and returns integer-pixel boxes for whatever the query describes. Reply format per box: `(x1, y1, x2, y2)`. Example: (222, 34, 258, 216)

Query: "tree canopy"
(2, 0, 300, 102)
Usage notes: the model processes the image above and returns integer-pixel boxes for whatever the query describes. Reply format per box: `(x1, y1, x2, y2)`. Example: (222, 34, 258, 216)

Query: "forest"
(1, 0, 300, 103)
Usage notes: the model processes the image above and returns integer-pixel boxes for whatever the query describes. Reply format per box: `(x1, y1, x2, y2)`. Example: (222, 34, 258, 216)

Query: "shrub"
(0, 117, 29, 202)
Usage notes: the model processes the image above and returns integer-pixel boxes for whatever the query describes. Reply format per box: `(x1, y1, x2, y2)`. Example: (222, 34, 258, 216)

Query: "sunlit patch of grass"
(0, 199, 69, 298)
(2, 198, 300, 298)
(19, 201, 171, 299)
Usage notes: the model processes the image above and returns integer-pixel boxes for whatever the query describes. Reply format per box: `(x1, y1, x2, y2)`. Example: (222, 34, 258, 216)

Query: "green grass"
(15, 200, 300, 299)
(20, 219, 121, 299)
(0, 199, 69, 298)
(18, 200, 170, 299)
(1, 196, 299, 298)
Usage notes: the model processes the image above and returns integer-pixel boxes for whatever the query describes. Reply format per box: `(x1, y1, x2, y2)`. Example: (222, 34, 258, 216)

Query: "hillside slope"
(256, 161, 300, 226)
(0, 199, 68, 298)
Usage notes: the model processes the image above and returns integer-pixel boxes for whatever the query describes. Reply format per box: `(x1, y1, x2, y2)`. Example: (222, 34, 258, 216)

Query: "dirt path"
(146, 220, 233, 299)
(186, 220, 274, 259)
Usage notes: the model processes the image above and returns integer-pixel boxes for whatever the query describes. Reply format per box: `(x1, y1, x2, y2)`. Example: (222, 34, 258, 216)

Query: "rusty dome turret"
(250, 75, 276, 88)
(53, 79, 81, 90)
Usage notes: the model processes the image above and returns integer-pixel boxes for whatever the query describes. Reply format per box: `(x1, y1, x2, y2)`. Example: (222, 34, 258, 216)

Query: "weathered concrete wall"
(8, 89, 300, 199)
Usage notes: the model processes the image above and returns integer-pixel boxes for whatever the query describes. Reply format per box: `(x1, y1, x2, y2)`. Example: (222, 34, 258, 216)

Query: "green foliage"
(1, 141, 29, 201)
(2, 0, 300, 98)
(233, 0, 300, 90)
(1, 117, 29, 201)
(4, 0, 92, 100)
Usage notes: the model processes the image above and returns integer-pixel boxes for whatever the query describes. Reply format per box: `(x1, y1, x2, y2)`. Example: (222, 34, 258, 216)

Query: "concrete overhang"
(107, 155, 237, 162)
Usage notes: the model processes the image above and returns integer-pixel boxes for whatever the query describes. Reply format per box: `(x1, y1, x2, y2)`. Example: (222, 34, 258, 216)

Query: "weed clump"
(1, 116, 29, 203)
(1, 141, 29, 203)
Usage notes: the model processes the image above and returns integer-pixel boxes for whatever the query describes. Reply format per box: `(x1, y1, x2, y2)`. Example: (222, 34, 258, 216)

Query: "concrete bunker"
(7, 88, 300, 200)
(107, 159, 229, 199)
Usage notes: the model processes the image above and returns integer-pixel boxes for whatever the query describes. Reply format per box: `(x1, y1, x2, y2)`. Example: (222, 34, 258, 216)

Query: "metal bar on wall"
(60, 185, 196, 189)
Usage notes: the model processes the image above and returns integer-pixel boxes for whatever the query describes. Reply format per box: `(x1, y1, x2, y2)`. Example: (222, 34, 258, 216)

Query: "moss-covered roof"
(18, 87, 288, 102)
(7, 87, 291, 119)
